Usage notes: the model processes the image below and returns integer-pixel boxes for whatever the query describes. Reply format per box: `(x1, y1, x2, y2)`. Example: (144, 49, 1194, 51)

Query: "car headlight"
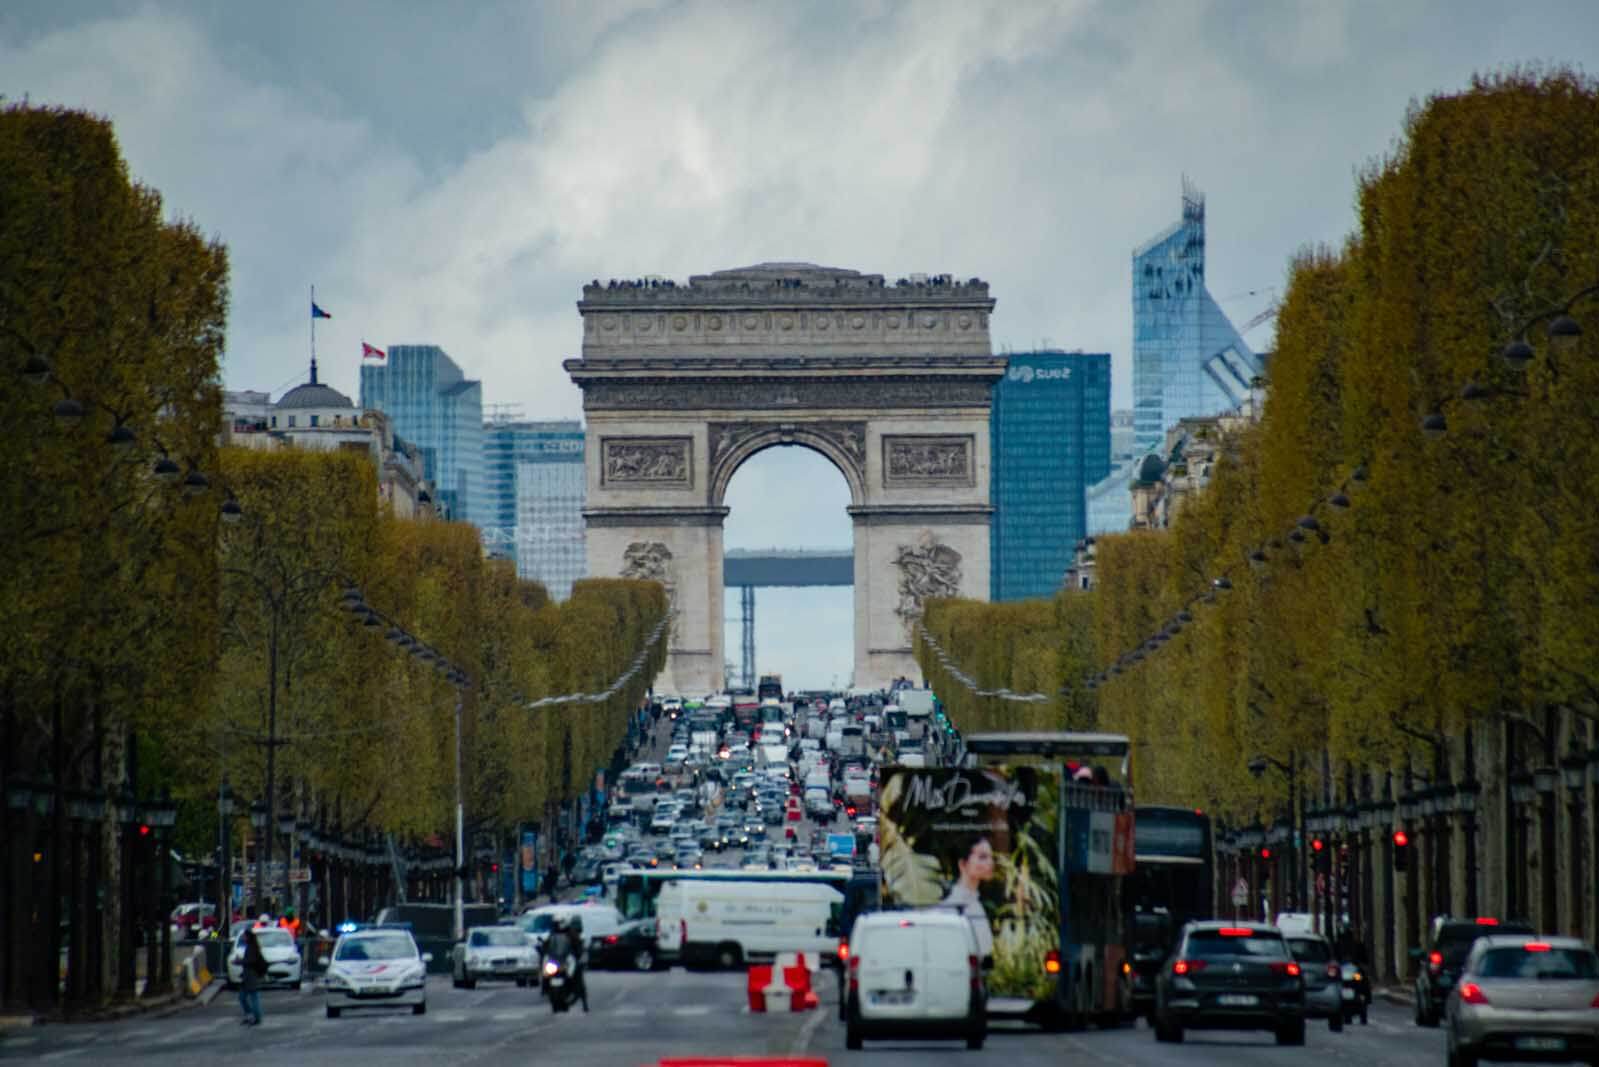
(326, 973, 350, 989)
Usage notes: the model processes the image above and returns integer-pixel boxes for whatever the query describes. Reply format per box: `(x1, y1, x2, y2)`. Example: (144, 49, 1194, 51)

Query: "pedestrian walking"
(239, 927, 268, 1025)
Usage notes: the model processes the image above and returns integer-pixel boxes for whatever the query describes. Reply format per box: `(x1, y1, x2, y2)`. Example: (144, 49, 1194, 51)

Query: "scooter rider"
(543, 915, 589, 1012)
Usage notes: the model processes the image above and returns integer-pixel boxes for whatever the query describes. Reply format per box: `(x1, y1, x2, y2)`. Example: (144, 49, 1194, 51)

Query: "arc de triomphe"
(564, 263, 1004, 695)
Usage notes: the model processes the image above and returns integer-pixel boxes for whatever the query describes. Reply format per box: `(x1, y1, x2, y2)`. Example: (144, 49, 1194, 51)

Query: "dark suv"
(1154, 921, 1306, 1046)
(1413, 916, 1535, 1026)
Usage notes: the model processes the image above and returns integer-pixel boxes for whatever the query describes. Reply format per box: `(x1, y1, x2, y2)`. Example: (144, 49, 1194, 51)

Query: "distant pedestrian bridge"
(723, 548, 852, 588)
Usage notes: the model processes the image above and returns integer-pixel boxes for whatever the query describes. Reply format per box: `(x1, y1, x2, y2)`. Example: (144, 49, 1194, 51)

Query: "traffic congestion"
(8, 682, 1595, 1066)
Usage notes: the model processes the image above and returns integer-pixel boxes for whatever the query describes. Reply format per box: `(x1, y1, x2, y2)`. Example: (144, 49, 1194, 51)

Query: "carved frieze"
(707, 420, 865, 469)
(892, 531, 963, 637)
(620, 541, 677, 640)
(600, 437, 692, 488)
(882, 435, 975, 488)
(581, 378, 995, 412)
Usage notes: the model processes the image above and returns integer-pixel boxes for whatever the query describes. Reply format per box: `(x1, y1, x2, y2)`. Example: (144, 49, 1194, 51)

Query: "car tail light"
(603, 935, 619, 945)
(969, 954, 982, 992)
(1428, 950, 1443, 972)
(1591, 992, 1599, 1009)
(1325, 962, 1341, 979)
(1523, 942, 1551, 953)
(1172, 959, 1206, 976)
(1270, 961, 1302, 978)
(1044, 949, 1061, 975)
(1474, 917, 1498, 926)
(680, 919, 688, 946)
(1458, 981, 1489, 1005)
(848, 952, 860, 995)
(1218, 927, 1253, 937)
(838, 940, 849, 961)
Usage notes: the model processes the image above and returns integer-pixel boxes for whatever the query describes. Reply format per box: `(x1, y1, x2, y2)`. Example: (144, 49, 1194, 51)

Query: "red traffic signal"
(1259, 847, 1272, 860)
(138, 824, 151, 837)
(1311, 838, 1325, 853)
(490, 863, 499, 873)
(1392, 829, 1409, 848)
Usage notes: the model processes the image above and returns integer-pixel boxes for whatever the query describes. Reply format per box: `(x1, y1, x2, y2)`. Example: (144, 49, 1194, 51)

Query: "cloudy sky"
(6, 1, 1595, 689)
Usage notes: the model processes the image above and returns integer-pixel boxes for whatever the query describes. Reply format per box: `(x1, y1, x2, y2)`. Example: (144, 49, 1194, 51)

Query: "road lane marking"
(672, 1005, 712, 1016)
(490, 1011, 532, 1022)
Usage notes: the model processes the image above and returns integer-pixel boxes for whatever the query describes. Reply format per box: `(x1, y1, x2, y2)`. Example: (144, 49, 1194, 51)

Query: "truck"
(874, 732, 1135, 1030)
(655, 877, 842, 968)
(757, 673, 784, 703)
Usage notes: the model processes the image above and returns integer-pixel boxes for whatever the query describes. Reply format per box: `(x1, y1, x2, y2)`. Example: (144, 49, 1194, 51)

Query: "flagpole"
(310, 284, 317, 382)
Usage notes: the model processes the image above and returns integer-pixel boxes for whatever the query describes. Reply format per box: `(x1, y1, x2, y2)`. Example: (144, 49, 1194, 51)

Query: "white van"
(655, 879, 842, 969)
(845, 910, 986, 1050)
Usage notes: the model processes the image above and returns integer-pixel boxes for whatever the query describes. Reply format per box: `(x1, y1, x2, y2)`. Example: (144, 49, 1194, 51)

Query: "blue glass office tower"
(990, 351, 1111, 601)
(1132, 181, 1261, 454)
(360, 345, 483, 526)
(481, 420, 588, 597)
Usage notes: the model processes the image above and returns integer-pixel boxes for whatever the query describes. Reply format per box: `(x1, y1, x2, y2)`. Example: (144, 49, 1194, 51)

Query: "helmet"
(284, 907, 296, 919)
(567, 916, 583, 937)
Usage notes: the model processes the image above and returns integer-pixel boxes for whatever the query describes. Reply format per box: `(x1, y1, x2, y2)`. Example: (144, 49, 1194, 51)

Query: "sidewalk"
(0, 951, 226, 1028)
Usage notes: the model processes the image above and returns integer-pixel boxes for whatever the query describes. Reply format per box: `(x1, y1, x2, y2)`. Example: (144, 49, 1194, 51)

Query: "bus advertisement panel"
(878, 733, 1134, 1026)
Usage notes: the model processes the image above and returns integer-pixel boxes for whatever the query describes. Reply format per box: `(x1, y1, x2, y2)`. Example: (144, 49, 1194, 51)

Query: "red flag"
(361, 342, 386, 362)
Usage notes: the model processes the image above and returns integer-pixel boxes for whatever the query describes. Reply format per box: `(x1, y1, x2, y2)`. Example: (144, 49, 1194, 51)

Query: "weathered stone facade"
(566, 262, 1003, 693)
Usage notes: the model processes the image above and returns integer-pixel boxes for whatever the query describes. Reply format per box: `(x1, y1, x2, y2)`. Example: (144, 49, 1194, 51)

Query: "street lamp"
(217, 778, 235, 939)
(1533, 768, 1557, 929)
(1560, 753, 1587, 938)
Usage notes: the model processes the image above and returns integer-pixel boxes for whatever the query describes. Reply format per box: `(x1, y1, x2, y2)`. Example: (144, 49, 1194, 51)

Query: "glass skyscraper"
(990, 351, 1111, 601)
(359, 345, 483, 526)
(512, 423, 587, 600)
(1132, 181, 1261, 454)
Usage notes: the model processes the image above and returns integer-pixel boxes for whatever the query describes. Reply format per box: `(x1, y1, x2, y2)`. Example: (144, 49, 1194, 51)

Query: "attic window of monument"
(310, 415, 319, 427)
(288, 415, 297, 428)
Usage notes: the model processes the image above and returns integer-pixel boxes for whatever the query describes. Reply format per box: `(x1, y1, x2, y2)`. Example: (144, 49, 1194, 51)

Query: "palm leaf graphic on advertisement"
(877, 777, 944, 905)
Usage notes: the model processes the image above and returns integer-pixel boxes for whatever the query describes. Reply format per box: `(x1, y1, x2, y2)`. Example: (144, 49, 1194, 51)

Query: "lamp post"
(147, 789, 177, 994)
(1456, 779, 1481, 916)
(278, 807, 297, 919)
(1533, 766, 1557, 930)
(1248, 753, 1298, 910)
(249, 800, 267, 915)
(1509, 770, 1534, 920)
(1560, 753, 1586, 937)
(217, 778, 235, 943)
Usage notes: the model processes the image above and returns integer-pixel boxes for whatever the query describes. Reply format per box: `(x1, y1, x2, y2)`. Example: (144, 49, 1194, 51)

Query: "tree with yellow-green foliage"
(1, 103, 229, 1008)
(914, 70, 1599, 839)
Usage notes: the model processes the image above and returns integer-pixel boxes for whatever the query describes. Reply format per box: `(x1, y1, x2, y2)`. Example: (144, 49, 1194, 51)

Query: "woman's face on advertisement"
(961, 838, 994, 883)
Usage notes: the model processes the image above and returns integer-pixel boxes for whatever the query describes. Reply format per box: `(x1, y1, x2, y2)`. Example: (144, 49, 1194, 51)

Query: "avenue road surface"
(1, 972, 1452, 1067)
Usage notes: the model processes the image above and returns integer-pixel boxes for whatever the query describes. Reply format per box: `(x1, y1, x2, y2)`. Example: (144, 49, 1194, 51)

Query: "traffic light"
(1310, 837, 1324, 854)
(1259, 847, 1272, 861)
(1392, 828, 1410, 872)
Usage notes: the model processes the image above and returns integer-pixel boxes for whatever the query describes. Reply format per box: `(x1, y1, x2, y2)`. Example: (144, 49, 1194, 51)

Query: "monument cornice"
(583, 505, 731, 528)
(847, 503, 994, 526)
(564, 354, 1008, 377)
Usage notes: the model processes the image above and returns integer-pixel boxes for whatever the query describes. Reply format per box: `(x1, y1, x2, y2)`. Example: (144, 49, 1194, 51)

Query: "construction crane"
(1240, 301, 1279, 333)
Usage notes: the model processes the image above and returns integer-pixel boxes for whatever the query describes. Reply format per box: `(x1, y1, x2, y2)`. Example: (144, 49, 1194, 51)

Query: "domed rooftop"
(276, 359, 352, 410)
(1136, 453, 1167, 485)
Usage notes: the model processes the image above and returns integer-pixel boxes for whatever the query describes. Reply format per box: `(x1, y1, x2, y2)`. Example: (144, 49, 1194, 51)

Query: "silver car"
(1285, 933, 1344, 1032)
(1446, 934, 1599, 1067)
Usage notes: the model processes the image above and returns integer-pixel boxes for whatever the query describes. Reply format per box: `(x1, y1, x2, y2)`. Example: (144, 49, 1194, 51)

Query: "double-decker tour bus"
(875, 731, 1135, 1030)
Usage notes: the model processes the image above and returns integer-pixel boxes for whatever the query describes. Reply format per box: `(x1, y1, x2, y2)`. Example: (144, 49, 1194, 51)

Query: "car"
(1129, 910, 1177, 1020)
(321, 926, 430, 1017)
(844, 909, 986, 1050)
(650, 810, 678, 835)
(1284, 931, 1344, 1032)
(227, 923, 303, 988)
(1153, 921, 1306, 1046)
(451, 925, 540, 988)
(1445, 934, 1599, 1067)
(170, 902, 218, 940)
(1415, 916, 1536, 1026)
(590, 918, 666, 972)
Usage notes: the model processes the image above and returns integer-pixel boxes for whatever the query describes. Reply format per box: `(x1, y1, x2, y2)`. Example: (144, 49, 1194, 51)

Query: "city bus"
(613, 866, 853, 924)
(878, 731, 1134, 1030)
(1123, 805, 1214, 1018)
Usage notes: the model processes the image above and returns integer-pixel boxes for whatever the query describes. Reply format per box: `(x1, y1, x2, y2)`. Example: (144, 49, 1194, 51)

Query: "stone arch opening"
(708, 423, 867, 509)
(721, 446, 854, 690)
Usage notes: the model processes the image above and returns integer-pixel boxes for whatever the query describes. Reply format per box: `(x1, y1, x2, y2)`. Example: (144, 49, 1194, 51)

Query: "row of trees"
(916, 69, 1599, 825)
(1, 105, 667, 1013)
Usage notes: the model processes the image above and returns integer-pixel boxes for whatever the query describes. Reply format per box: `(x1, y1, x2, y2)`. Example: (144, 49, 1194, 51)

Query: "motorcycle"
(1340, 961, 1370, 1025)
(542, 953, 579, 1013)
